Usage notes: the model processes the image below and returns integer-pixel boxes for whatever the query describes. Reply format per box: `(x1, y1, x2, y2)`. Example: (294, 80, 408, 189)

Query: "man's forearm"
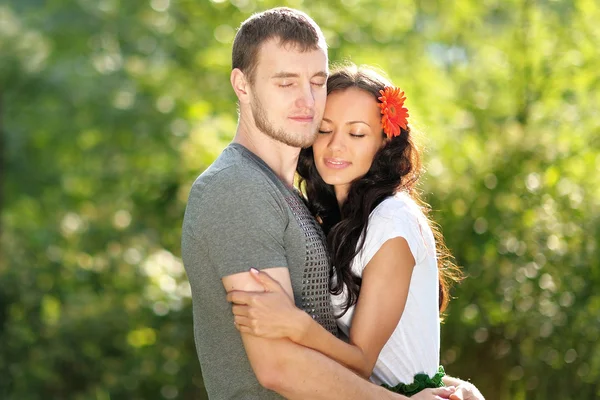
(243, 334, 406, 400)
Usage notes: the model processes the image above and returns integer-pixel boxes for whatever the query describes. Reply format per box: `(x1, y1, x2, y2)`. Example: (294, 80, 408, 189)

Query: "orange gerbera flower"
(377, 86, 409, 138)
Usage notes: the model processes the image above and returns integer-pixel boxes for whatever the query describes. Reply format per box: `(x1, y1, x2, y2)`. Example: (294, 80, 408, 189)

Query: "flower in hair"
(377, 86, 409, 138)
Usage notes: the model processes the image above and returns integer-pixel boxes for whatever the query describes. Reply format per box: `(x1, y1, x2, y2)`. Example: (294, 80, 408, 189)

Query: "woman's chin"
(316, 169, 352, 187)
(322, 178, 352, 187)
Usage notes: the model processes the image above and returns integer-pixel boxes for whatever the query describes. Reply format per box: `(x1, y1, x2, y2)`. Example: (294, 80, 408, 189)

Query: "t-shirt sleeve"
(356, 203, 427, 275)
(187, 167, 289, 278)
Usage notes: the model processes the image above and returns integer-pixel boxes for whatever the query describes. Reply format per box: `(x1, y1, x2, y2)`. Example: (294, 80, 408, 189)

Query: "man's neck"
(233, 121, 300, 187)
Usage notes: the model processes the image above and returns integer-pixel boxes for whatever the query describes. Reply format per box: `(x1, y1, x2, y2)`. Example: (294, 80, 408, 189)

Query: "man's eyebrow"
(271, 72, 300, 79)
(270, 71, 328, 79)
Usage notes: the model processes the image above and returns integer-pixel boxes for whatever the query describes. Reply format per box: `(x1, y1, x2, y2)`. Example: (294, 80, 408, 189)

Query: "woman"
(228, 64, 464, 398)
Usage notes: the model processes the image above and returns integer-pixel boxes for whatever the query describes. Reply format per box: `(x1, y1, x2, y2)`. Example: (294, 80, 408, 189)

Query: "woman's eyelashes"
(317, 129, 366, 137)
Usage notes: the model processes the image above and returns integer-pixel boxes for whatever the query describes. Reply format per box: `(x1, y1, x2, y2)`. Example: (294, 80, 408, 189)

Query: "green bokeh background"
(1, 0, 599, 399)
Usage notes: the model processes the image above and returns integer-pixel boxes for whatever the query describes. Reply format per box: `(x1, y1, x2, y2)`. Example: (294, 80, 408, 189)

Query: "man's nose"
(295, 83, 315, 110)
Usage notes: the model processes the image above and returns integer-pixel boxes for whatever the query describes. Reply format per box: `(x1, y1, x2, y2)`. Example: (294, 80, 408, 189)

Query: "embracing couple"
(182, 7, 484, 400)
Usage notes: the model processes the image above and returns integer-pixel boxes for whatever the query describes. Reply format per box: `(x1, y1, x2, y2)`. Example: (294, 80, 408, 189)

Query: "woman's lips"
(323, 158, 351, 169)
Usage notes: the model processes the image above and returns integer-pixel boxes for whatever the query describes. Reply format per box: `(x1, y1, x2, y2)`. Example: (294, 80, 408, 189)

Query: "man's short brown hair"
(232, 7, 327, 83)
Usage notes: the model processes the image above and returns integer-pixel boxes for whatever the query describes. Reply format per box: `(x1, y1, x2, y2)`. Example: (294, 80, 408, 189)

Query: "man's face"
(247, 39, 328, 148)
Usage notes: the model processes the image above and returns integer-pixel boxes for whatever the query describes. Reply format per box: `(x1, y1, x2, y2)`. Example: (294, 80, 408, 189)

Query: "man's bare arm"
(223, 267, 408, 400)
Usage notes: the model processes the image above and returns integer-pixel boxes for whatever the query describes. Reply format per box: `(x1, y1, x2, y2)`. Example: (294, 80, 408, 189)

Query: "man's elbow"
(253, 358, 289, 392)
(244, 336, 299, 392)
(255, 368, 282, 391)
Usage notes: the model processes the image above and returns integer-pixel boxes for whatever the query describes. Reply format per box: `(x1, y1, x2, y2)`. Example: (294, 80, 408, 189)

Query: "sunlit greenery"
(2, 1, 599, 399)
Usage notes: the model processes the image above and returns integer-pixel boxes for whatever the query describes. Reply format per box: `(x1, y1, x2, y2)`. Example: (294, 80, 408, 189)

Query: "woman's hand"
(410, 386, 456, 400)
(226, 268, 309, 341)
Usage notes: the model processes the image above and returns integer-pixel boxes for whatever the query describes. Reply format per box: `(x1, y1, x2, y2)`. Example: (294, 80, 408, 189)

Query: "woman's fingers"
(233, 315, 251, 327)
(235, 324, 252, 334)
(250, 268, 284, 292)
(234, 315, 267, 336)
(231, 304, 249, 316)
(227, 290, 266, 305)
(226, 290, 252, 304)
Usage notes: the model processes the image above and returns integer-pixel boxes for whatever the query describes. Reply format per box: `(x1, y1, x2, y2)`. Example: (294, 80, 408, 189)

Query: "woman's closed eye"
(318, 129, 332, 134)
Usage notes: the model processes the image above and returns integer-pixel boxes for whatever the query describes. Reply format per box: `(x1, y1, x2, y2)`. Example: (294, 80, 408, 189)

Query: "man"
(182, 7, 481, 399)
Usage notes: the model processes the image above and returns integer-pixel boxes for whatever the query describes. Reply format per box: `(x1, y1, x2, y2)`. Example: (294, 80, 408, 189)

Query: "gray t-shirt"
(181, 143, 338, 399)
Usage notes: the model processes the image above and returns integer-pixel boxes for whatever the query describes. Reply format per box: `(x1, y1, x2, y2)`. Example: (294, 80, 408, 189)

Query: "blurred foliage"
(1, 0, 599, 399)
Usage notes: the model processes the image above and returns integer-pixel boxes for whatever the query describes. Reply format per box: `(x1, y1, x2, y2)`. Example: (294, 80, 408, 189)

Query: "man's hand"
(411, 386, 456, 399)
(449, 382, 484, 400)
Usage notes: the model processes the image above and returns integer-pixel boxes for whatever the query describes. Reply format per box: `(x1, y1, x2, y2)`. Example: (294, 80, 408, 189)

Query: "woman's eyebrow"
(346, 121, 370, 127)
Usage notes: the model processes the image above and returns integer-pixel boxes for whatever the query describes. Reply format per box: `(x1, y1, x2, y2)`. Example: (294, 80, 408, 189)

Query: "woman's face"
(313, 87, 386, 198)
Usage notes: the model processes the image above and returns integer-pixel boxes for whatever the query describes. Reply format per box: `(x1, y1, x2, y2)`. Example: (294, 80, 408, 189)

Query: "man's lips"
(323, 158, 351, 169)
(289, 116, 314, 123)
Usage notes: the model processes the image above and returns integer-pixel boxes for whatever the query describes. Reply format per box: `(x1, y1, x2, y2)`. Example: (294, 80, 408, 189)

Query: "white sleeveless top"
(331, 192, 440, 386)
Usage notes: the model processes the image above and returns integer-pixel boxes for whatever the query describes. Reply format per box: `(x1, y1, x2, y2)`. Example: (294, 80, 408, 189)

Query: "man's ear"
(231, 68, 251, 104)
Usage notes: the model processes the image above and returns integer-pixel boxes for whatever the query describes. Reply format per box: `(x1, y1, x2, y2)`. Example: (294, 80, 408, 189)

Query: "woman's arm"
(344, 236, 416, 375)
(228, 236, 415, 379)
(295, 236, 416, 378)
(227, 269, 372, 377)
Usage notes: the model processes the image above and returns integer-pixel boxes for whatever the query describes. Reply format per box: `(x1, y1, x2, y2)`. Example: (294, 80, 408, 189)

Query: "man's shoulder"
(185, 146, 289, 222)
(192, 146, 277, 194)
(182, 146, 290, 249)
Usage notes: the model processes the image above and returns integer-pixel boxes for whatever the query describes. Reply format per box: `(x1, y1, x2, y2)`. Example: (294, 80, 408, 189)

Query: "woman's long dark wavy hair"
(297, 64, 462, 317)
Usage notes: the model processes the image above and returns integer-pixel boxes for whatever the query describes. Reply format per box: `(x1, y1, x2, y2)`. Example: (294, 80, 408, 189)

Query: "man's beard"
(251, 93, 318, 148)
